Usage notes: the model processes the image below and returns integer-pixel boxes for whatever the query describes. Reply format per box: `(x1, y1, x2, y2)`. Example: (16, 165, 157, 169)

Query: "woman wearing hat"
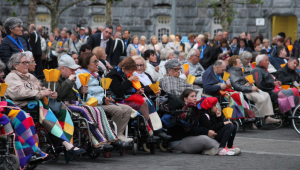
(198, 96, 240, 156)
(163, 89, 219, 155)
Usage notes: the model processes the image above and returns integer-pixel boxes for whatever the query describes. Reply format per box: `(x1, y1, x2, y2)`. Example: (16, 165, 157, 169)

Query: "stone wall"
(0, 0, 299, 40)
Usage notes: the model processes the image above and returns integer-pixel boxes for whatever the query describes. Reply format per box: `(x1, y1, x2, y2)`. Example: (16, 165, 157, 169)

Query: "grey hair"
(179, 52, 187, 60)
(160, 49, 174, 60)
(239, 51, 252, 64)
(7, 52, 27, 71)
(256, 54, 267, 65)
(0, 60, 6, 71)
(164, 59, 181, 74)
(4, 17, 23, 35)
(72, 31, 79, 38)
(213, 60, 224, 67)
(23, 51, 33, 61)
(49, 33, 55, 38)
(162, 34, 168, 38)
(140, 36, 146, 40)
(186, 48, 198, 59)
(114, 32, 122, 39)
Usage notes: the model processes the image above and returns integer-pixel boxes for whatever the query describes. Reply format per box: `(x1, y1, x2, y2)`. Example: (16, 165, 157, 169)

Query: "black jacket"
(105, 68, 134, 98)
(251, 65, 275, 92)
(87, 32, 113, 58)
(213, 46, 232, 58)
(109, 38, 126, 66)
(29, 31, 42, 56)
(0, 36, 29, 64)
(232, 46, 253, 55)
(198, 44, 215, 70)
(277, 65, 300, 85)
(198, 110, 225, 132)
(180, 42, 185, 52)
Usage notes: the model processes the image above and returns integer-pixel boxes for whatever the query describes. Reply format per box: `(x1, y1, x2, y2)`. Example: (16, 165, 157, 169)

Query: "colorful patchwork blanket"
(68, 105, 118, 148)
(0, 100, 47, 170)
(39, 101, 74, 143)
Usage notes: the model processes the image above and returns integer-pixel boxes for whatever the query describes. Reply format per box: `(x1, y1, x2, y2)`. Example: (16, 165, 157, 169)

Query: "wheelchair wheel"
(88, 152, 100, 159)
(103, 152, 111, 158)
(4, 154, 20, 170)
(71, 154, 82, 161)
(142, 143, 151, 153)
(150, 144, 156, 154)
(158, 142, 170, 152)
(292, 105, 300, 134)
(45, 146, 60, 162)
(271, 115, 283, 129)
(133, 143, 138, 155)
(232, 121, 239, 132)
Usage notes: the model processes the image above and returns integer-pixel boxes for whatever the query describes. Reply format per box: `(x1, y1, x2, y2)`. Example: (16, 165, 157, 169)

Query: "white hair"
(140, 36, 146, 40)
(23, 51, 33, 61)
(162, 35, 168, 38)
(256, 54, 267, 65)
(198, 34, 204, 39)
(186, 48, 198, 59)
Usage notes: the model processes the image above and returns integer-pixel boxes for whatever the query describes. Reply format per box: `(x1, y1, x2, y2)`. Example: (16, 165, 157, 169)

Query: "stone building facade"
(0, 0, 299, 41)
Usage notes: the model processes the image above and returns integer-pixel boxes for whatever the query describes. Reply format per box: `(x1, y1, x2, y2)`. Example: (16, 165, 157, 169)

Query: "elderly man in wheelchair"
(202, 60, 255, 126)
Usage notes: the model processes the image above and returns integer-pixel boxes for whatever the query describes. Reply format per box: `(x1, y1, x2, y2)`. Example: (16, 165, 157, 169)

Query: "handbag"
(48, 100, 62, 116)
(244, 108, 255, 118)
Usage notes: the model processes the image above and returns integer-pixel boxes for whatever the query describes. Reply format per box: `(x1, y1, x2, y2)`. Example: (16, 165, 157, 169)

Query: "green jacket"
(42, 76, 81, 102)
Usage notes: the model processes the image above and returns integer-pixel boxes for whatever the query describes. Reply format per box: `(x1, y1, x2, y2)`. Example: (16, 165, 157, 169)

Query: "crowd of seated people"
(1, 17, 300, 167)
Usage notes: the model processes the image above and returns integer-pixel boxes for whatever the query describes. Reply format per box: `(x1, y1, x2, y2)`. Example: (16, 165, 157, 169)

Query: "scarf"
(150, 61, 159, 67)
(133, 72, 152, 86)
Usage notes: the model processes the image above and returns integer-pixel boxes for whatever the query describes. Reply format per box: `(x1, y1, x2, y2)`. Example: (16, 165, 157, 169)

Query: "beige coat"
(5, 70, 45, 107)
(55, 39, 70, 60)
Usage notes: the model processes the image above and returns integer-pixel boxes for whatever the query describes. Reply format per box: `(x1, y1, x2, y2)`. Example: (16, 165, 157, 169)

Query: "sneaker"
(201, 147, 219, 155)
(218, 148, 235, 156)
(118, 134, 133, 143)
(226, 146, 241, 155)
(264, 116, 281, 124)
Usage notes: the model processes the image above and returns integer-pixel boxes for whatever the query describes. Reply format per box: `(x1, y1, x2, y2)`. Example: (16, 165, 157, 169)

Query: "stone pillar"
(171, 0, 176, 34)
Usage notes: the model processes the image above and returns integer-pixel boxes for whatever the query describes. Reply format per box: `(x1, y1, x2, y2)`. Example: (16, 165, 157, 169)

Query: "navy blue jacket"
(269, 56, 286, 70)
(203, 65, 223, 95)
(0, 36, 29, 64)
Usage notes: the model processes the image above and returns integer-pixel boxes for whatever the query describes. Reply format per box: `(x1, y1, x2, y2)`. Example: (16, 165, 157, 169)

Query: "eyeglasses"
(91, 60, 98, 64)
(16, 61, 30, 65)
(137, 64, 144, 67)
(193, 55, 200, 58)
(31, 60, 36, 64)
(171, 68, 181, 72)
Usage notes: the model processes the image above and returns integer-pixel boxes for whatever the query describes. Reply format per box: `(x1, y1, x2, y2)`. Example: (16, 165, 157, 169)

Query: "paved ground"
(29, 124, 300, 170)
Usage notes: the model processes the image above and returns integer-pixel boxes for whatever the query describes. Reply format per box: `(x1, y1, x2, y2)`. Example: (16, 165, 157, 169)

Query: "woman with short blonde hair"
(126, 35, 142, 56)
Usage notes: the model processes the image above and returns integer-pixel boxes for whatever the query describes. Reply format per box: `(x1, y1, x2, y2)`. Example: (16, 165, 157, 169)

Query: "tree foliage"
(203, 0, 264, 31)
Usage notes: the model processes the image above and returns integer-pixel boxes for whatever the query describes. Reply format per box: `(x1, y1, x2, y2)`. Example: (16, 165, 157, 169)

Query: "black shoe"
(147, 135, 160, 143)
(66, 147, 86, 157)
(111, 140, 132, 149)
(157, 132, 172, 140)
(101, 144, 114, 151)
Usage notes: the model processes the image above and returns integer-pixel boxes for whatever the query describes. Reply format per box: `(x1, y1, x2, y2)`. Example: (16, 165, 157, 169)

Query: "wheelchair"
(23, 100, 113, 161)
(0, 133, 20, 170)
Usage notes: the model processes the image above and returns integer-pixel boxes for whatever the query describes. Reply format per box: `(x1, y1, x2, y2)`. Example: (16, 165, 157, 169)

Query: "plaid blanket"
(68, 105, 118, 148)
(0, 100, 47, 170)
(39, 101, 74, 143)
(0, 110, 13, 136)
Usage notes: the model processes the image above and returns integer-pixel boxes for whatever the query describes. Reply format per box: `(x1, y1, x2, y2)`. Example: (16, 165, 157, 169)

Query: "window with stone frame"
(156, 16, 171, 42)
(91, 15, 106, 30)
(35, 14, 51, 35)
(211, 17, 222, 37)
